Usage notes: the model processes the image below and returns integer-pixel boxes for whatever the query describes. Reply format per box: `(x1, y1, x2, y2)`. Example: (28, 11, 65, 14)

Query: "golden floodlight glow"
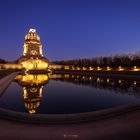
(21, 59, 48, 70)
(97, 77, 100, 82)
(107, 78, 110, 82)
(83, 67, 86, 70)
(107, 66, 111, 71)
(16, 73, 48, 114)
(23, 29, 42, 56)
(89, 67, 93, 70)
(77, 67, 80, 70)
(133, 66, 139, 71)
(19, 28, 49, 70)
(72, 67, 75, 70)
(118, 66, 124, 71)
(97, 66, 101, 71)
(20, 74, 49, 85)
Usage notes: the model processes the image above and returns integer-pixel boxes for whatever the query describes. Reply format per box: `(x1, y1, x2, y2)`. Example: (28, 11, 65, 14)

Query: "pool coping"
(0, 72, 140, 124)
(0, 72, 19, 97)
(0, 103, 140, 124)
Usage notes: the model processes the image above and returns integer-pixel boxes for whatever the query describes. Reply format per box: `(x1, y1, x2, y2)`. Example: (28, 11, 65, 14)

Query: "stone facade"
(18, 29, 49, 70)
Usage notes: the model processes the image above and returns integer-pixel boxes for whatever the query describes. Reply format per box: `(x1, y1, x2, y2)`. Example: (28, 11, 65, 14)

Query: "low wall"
(53, 70, 140, 80)
(0, 64, 22, 70)
(0, 103, 140, 124)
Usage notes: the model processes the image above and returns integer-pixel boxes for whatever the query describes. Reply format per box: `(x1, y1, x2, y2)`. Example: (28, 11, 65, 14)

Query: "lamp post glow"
(133, 66, 139, 71)
(107, 66, 111, 71)
(118, 66, 124, 71)
(89, 67, 93, 70)
(97, 66, 101, 71)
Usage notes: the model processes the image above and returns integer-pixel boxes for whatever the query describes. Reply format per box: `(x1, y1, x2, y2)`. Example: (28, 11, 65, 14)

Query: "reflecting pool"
(0, 73, 140, 114)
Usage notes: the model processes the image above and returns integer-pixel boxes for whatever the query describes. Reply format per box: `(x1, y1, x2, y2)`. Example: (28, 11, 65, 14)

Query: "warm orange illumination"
(16, 74, 49, 85)
(64, 66, 69, 70)
(83, 67, 86, 70)
(118, 66, 124, 71)
(19, 28, 49, 71)
(17, 74, 48, 114)
(107, 78, 110, 82)
(21, 59, 48, 70)
(63, 74, 70, 78)
(23, 29, 42, 56)
(0, 64, 23, 70)
(24, 74, 48, 84)
(72, 67, 75, 70)
(23, 86, 42, 114)
(107, 66, 111, 71)
(77, 67, 80, 70)
(89, 67, 93, 70)
(133, 66, 139, 71)
(97, 66, 101, 70)
(97, 77, 100, 82)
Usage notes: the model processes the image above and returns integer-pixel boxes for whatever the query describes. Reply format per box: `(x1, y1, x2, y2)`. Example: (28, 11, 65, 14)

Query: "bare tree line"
(53, 52, 140, 67)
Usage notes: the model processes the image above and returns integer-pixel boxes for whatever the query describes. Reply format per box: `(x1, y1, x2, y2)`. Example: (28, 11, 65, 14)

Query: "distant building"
(18, 29, 49, 70)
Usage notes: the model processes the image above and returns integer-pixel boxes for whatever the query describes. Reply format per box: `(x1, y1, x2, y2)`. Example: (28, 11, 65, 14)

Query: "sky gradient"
(0, 0, 140, 61)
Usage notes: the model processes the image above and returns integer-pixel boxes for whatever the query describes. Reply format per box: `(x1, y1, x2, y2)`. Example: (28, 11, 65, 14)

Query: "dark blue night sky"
(0, 0, 140, 61)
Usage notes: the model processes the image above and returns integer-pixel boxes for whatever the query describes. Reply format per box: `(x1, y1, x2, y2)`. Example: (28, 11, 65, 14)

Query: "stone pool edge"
(0, 72, 19, 97)
(0, 103, 140, 124)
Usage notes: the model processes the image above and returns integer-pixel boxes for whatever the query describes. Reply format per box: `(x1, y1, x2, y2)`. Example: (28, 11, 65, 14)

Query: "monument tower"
(18, 28, 49, 70)
(23, 29, 43, 56)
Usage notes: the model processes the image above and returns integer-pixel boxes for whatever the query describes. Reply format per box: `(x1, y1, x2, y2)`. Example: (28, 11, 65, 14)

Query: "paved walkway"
(0, 110, 139, 140)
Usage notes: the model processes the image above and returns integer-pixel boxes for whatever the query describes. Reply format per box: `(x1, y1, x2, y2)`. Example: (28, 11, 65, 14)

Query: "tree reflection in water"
(52, 74, 140, 98)
(15, 73, 140, 114)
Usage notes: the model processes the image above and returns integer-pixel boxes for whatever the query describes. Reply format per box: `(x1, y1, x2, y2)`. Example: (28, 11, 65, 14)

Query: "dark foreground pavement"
(0, 110, 139, 140)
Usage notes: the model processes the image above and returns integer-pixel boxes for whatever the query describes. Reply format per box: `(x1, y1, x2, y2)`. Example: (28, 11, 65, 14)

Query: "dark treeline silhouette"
(0, 58, 7, 64)
(53, 52, 140, 67)
(0, 57, 20, 64)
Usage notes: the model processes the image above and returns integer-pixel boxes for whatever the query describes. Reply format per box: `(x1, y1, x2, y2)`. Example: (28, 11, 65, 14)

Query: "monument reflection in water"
(13, 73, 140, 114)
(15, 74, 49, 114)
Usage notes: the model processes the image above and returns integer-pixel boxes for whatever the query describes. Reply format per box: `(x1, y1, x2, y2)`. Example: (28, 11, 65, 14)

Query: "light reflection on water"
(0, 74, 140, 114)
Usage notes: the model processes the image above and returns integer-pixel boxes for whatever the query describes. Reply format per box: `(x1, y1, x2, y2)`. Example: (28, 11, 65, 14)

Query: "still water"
(0, 74, 140, 114)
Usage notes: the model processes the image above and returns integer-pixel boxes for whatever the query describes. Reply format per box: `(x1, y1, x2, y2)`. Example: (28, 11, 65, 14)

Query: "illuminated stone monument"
(18, 28, 49, 70)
